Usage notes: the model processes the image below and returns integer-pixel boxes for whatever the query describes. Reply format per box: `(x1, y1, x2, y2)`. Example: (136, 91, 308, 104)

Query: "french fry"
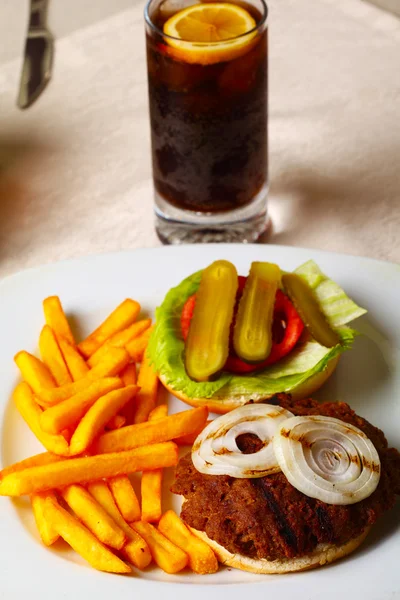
(132, 521, 188, 574)
(87, 319, 152, 368)
(120, 362, 137, 386)
(0, 452, 63, 479)
(40, 377, 122, 435)
(14, 351, 56, 393)
(141, 470, 162, 524)
(35, 348, 129, 407)
(44, 497, 130, 574)
(109, 475, 141, 522)
(88, 481, 151, 569)
(141, 404, 168, 523)
(113, 527, 152, 569)
(119, 363, 138, 424)
(43, 296, 75, 346)
(39, 325, 72, 386)
(106, 415, 126, 430)
(96, 407, 208, 454)
(31, 491, 60, 546)
(58, 336, 89, 381)
(133, 352, 159, 424)
(35, 378, 94, 408)
(13, 383, 70, 456)
(175, 421, 212, 446)
(125, 327, 153, 362)
(158, 510, 218, 574)
(69, 385, 139, 456)
(0, 442, 178, 496)
(148, 404, 168, 421)
(78, 299, 141, 358)
(88, 347, 130, 379)
(62, 484, 126, 550)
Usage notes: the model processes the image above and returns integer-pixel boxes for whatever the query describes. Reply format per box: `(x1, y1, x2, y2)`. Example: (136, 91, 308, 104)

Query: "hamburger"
(172, 394, 400, 573)
(148, 259, 367, 413)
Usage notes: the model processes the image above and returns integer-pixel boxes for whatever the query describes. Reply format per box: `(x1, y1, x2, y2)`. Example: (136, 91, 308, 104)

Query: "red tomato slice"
(180, 277, 304, 374)
(180, 294, 196, 342)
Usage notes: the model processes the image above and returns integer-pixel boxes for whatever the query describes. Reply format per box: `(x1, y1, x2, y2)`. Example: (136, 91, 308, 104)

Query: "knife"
(17, 0, 54, 109)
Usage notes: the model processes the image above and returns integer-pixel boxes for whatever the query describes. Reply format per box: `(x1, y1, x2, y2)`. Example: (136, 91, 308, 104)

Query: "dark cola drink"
(145, 0, 268, 242)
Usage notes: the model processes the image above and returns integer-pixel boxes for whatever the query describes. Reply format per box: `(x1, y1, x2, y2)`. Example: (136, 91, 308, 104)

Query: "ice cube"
(159, 0, 200, 19)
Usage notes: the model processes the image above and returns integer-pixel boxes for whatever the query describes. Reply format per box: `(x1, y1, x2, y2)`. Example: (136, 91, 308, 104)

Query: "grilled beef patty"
(172, 395, 400, 561)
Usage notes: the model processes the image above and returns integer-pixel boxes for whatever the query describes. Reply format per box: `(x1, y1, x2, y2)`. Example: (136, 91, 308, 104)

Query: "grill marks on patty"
(172, 394, 400, 561)
(315, 505, 334, 543)
(252, 478, 299, 555)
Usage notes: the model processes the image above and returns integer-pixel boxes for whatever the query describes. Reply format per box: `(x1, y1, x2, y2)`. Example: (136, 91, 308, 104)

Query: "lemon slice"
(163, 3, 257, 65)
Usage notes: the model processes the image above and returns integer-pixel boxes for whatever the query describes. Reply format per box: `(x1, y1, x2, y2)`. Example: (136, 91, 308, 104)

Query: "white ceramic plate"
(1, 244, 399, 600)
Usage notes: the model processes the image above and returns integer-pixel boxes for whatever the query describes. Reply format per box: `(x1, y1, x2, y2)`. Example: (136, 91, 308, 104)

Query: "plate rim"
(1, 243, 398, 291)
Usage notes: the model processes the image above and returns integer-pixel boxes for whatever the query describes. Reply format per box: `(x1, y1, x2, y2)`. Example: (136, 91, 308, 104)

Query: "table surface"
(0, 0, 399, 280)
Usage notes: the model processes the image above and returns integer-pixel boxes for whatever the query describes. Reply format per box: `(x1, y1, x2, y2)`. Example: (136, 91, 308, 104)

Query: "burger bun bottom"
(189, 525, 370, 574)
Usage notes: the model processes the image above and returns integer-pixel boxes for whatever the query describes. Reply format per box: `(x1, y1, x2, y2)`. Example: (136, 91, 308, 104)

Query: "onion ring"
(273, 415, 381, 505)
(192, 404, 294, 478)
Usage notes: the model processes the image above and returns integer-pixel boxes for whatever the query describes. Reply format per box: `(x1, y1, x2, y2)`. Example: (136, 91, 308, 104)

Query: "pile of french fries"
(0, 297, 218, 575)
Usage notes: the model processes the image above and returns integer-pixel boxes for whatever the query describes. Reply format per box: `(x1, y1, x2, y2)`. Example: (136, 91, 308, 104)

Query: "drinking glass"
(145, 0, 268, 243)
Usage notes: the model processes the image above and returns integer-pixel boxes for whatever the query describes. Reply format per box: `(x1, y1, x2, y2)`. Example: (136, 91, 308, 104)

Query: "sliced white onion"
(273, 415, 381, 505)
(192, 404, 294, 478)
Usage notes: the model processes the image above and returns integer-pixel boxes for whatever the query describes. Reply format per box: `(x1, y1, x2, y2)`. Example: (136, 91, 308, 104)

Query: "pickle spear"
(185, 260, 238, 382)
(233, 262, 281, 363)
(282, 273, 340, 348)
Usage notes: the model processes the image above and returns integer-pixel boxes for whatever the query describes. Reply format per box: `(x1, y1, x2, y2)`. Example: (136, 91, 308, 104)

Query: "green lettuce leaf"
(294, 260, 367, 327)
(147, 261, 367, 400)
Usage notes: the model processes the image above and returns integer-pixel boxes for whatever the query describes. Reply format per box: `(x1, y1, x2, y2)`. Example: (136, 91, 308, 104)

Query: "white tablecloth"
(0, 0, 399, 280)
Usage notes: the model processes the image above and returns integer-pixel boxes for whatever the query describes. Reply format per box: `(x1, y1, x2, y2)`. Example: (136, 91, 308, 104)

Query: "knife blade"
(17, 0, 54, 109)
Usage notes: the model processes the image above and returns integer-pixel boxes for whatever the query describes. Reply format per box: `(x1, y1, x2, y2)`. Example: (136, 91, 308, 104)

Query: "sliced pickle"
(233, 262, 281, 363)
(282, 273, 340, 348)
(185, 260, 238, 382)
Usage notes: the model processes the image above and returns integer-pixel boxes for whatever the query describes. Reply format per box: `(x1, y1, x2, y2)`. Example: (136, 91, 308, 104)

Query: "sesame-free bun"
(160, 356, 339, 414)
(189, 525, 370, 574)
